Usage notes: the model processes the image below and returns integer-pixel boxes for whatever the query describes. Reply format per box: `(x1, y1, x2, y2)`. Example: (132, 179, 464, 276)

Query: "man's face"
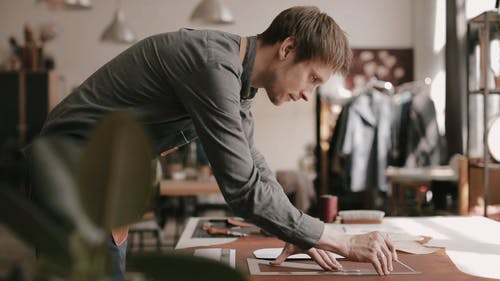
(263, 47, 333, 106)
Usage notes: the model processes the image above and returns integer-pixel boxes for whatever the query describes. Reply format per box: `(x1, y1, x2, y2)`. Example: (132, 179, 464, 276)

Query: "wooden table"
(159, 179, 221, 196)
(178, 216, 500, 280)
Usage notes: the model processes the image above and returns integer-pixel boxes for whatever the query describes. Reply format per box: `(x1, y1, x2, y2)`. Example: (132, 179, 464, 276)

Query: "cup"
(319, 195, 338, 223)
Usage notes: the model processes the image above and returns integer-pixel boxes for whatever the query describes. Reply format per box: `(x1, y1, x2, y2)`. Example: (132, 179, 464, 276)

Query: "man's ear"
(278, 37, 295, 60)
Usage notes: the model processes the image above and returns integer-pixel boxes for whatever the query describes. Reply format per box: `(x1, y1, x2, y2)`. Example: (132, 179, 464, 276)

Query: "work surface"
(177, 216, 500, 280)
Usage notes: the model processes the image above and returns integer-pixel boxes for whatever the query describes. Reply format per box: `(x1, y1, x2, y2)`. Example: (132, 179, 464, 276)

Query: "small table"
(157, 180, 223, 244)
(385, 166, 461, 215)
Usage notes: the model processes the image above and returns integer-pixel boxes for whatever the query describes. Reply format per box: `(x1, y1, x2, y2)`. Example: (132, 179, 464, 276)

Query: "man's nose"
(300, 86, 316, 101)
(300, 91, 310, 101)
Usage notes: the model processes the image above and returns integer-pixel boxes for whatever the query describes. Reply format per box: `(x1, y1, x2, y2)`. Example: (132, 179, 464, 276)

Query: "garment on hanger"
(329, 88, 393, 193)
(327, 79, 446, 198)
(390, 81, 446, 167)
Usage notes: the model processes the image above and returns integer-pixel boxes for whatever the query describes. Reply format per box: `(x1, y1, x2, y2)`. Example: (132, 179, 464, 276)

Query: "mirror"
(487, 115, 500, 162)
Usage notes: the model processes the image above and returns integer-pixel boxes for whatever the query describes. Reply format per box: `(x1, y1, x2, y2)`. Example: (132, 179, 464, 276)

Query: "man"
(40, 6, 396, 277)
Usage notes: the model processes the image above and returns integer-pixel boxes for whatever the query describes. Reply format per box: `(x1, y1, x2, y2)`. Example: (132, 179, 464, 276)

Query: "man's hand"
(345, 231, 398, 275)
(270, 242, 343, 271)
(317, 225, 398, 275)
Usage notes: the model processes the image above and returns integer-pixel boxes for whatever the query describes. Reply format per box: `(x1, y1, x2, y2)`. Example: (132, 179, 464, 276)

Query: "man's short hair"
(258, 6, 352, 75)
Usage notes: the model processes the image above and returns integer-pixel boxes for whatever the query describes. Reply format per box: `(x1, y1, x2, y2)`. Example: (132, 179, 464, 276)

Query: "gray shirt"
(41, 28, 324, 249)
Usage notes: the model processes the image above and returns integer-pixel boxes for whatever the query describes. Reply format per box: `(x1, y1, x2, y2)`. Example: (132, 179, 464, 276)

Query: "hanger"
(396, 78, 432, 95)
(366, 77, 395, 95)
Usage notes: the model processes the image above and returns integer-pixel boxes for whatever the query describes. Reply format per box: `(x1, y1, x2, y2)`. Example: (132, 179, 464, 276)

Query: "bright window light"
(431, 71, 446, 135)
(433, 0, 446, 53)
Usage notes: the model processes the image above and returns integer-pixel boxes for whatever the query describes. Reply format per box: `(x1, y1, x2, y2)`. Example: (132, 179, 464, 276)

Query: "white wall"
(0, 0, 416, 171)
(413, 0, 446, 134)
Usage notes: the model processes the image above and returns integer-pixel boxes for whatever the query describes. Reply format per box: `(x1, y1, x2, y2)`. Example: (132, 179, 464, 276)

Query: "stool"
(128, 219, 162, 251)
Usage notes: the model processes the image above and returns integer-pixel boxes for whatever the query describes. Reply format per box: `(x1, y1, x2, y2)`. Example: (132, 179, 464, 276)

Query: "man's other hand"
(270, 242, 343, 271)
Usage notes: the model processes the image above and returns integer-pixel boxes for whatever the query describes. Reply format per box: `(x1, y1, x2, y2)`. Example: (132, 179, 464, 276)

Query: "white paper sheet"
(382, 216, 500, 279)
(421, 216, 500, 279)
(175, 217, 236, 249)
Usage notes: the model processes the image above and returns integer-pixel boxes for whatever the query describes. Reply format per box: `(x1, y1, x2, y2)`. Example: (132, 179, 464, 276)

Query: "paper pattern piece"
(335, 223, 430, 254)
(387, 232, 424, 242)
(337, 225, 423, 241)
(247, 258, 420, 276)
(253, 248, 344, 260)
(393, 240, 437, 254)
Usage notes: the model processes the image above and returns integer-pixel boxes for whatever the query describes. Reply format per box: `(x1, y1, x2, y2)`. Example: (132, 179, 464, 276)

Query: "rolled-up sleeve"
(174, 63, 324, 249)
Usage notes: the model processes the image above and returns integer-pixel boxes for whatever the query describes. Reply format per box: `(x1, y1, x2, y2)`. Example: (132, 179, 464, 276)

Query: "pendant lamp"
(190, 0, 234, 24)
(100, 1, 136, 44)
(64, 0, 91, 9)
(37, 0, 91, 10)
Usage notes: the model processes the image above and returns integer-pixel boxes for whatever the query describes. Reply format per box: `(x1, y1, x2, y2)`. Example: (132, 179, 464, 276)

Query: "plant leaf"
(0, 185, 72, 268)
(77, 111, 155, 229)
(29, 136, 104, 245)
(128, 252, 248, 281)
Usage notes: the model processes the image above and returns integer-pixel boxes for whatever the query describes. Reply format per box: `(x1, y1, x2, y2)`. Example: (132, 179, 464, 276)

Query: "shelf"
(469, 89, 500, 95)
(469, 161, 500, 170)
(469, 10, 500, 24)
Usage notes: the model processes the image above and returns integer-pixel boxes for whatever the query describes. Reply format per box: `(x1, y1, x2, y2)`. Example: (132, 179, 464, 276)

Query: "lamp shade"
(191, 0, 234, 24)
(100, 7, 136, 44)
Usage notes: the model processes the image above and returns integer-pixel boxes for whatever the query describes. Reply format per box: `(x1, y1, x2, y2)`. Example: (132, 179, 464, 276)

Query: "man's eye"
(312, 76, 318, 82)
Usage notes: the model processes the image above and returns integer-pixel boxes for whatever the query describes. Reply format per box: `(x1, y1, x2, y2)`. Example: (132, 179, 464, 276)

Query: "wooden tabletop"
(159, 179, 220, 196)
(385, 166, 457, 182)
(186, 236, 498, 281)
(178, 216, 500, 281)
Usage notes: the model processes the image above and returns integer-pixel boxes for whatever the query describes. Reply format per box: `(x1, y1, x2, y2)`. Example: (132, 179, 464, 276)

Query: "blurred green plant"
(0, 111, 247, 281)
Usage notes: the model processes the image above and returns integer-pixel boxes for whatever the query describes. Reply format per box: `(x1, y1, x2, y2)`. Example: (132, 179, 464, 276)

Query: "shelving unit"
(466, 11, 500, 217)
(0, 70, 58, 147)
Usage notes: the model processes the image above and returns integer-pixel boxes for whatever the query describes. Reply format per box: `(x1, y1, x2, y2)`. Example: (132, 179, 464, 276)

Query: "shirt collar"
(240, 35, 258, 100)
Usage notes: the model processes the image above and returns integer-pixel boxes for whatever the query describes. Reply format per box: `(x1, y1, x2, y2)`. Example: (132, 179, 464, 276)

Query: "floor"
(0, 225, 36, 280)
(127, 209, 226, 253)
